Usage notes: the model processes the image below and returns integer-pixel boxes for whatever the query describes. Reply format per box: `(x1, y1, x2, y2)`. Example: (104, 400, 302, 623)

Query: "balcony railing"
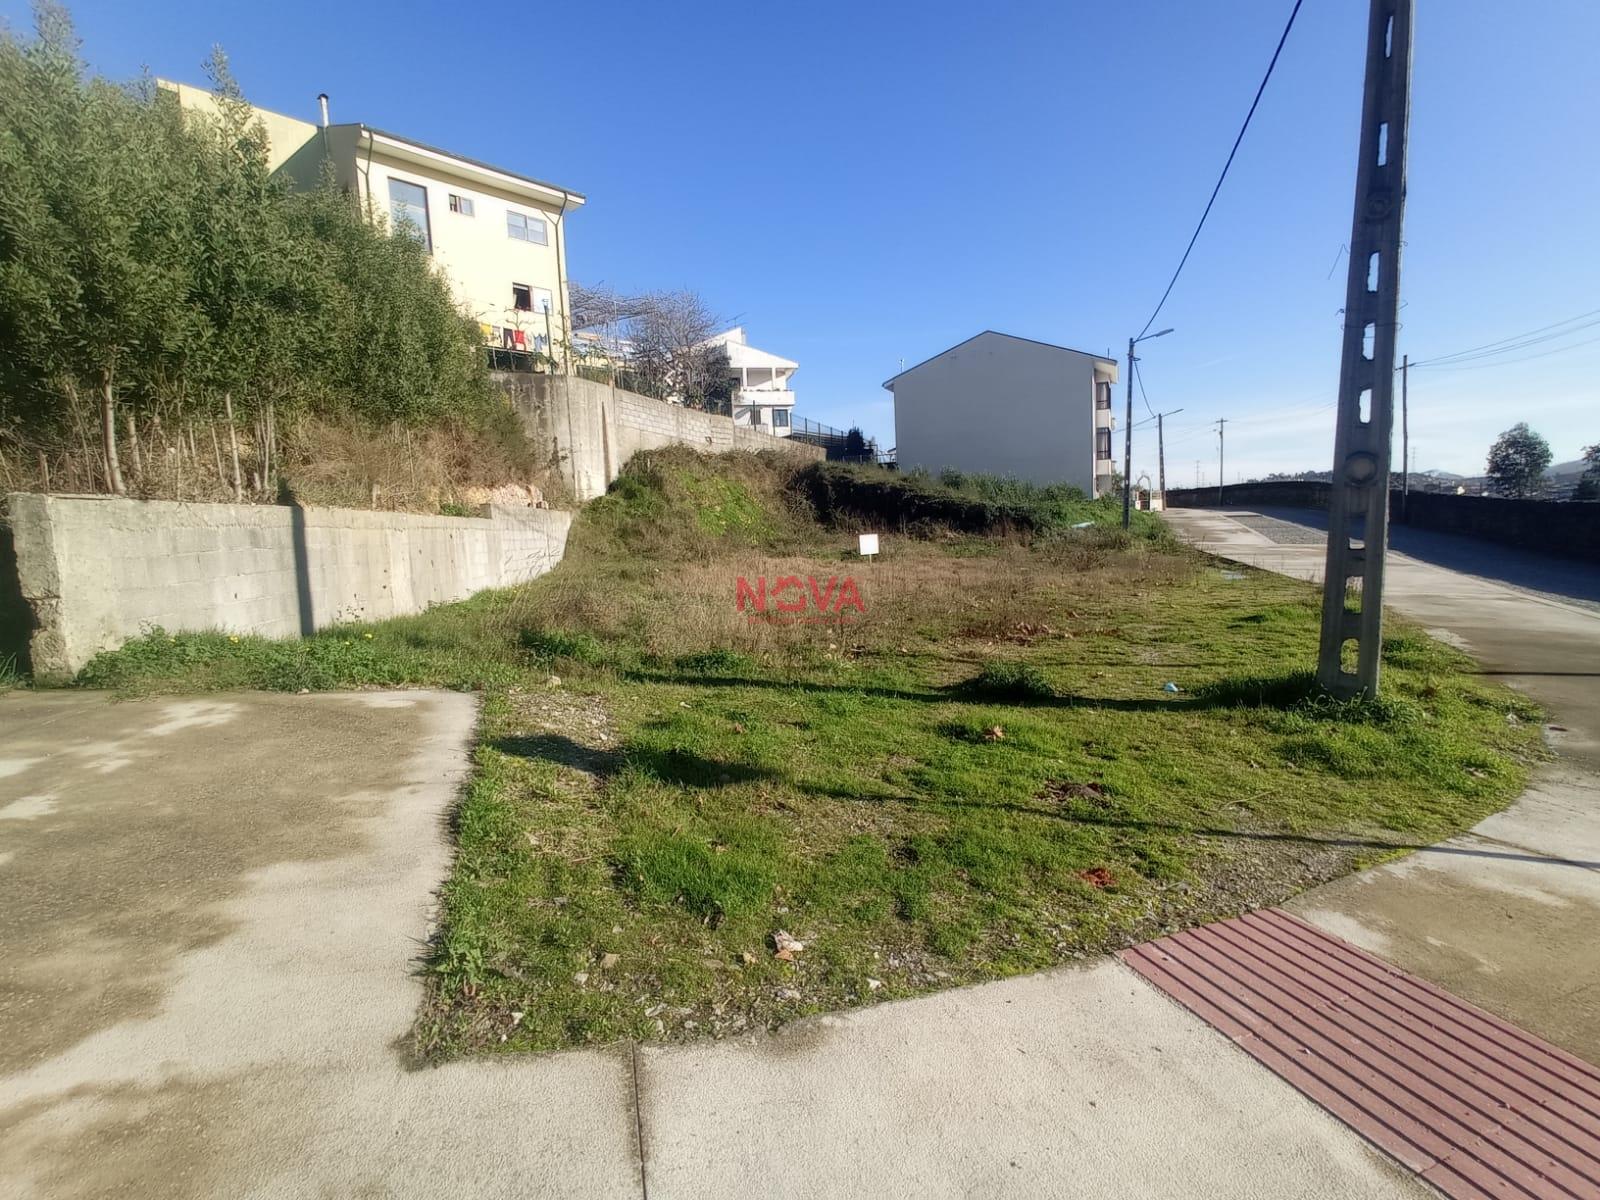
(735, 386, 795, 406)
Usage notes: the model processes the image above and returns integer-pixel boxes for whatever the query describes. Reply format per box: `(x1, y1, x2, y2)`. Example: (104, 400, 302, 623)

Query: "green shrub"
(520, 629, 608, 665)
(672, 648, 755, 676)
(960, 661, 1058, 701)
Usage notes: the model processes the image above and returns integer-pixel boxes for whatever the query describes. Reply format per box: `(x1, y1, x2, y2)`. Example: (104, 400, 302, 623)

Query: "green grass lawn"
(76, 450, 1545, 1057)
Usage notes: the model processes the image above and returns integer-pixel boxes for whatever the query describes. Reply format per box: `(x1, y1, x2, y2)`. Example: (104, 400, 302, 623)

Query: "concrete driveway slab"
(0, 690, 639, 1200)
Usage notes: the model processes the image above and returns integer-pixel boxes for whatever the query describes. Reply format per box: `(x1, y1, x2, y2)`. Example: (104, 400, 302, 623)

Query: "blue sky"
(11, 0, 1596, 480)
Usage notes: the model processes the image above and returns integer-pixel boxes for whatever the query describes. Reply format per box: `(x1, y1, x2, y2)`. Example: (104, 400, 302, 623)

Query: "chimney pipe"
(317, 93, 330, 128)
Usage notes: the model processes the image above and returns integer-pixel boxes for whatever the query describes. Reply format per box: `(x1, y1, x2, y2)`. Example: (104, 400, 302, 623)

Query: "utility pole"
(1155, 407, 1183, 510)
(1215, 418, 1227, 507)
(1317, 0, 1412, 698)
(1122, 337, 1135, 528)
(1195, 460, 1201, 488)
(1400, 353, 1410, 518)
(1121, 329, 1174, 528)
(1158, 414, 1167, 502)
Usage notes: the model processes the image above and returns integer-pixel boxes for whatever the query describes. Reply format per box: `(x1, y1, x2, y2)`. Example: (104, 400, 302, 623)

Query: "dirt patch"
(1042, 780, 1113, 808)
(500, 688, 619, 785)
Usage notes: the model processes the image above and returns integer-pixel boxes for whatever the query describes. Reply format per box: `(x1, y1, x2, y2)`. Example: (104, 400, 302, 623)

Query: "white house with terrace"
(709, 327, 798, 437)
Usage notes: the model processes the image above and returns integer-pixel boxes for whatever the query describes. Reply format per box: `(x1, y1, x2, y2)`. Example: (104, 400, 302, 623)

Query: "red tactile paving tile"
(1120, 908, 1600, 1200)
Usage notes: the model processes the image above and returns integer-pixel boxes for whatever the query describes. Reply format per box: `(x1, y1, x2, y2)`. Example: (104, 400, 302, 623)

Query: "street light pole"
(1121, 328, 1173, 529)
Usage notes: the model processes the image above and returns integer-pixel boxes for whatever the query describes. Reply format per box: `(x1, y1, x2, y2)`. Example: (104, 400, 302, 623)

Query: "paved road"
(1, 689, 1426, 1199)
(1164, 507, 1600, 1063)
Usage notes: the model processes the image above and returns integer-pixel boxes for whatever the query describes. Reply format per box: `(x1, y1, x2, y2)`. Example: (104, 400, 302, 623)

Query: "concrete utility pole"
(1122, 337, 1135, 529)
(1158, 414, 1167, 502)
(1215, 418, 1227, 506)
(1317, 0, 1413, 698)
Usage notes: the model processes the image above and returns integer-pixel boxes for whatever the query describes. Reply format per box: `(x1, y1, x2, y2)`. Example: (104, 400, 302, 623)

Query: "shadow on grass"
(795, 780, 1600, 870)
(622, 669, 1193, 712)
(492, 732, 623, 777)
(492, 731, 777, 789)
(622, 667, 1398, 719)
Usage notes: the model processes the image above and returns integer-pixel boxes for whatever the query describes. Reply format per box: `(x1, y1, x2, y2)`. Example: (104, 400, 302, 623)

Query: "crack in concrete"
(629, 1040, 650, 1200)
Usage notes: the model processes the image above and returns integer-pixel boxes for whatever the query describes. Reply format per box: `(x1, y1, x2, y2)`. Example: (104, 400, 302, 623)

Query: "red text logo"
(736, 576, 866, 623)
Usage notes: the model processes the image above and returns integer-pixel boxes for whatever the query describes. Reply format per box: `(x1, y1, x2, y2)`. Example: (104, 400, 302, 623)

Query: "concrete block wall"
(6, 493, 571, 678)
(496, 373, 823, 502)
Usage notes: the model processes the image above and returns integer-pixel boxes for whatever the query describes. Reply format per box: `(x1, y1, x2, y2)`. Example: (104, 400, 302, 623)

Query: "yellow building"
(159, 82, 585, 368)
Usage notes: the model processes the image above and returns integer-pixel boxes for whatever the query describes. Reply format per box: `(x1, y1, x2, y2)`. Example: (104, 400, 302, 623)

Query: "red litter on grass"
(1078, 867, 1115, 890)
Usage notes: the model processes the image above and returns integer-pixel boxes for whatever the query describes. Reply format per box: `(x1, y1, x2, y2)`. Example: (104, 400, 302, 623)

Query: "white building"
(883, 331, 1119, 495)
(709, 328, 798, 437)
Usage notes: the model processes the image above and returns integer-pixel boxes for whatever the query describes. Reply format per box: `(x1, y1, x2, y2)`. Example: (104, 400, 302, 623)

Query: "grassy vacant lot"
(79, 451, 1544, 1058)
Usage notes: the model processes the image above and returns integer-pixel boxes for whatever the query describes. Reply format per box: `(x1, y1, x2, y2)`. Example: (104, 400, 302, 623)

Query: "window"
(448, 193, 475, 216)
(532, 287, 553, 314)
(1096, 428, 1113, 460)
(513, 283, 532, 311)
(506, 210, 548, 245)
(387, 177, 431, 252)
(772, 408, 790, 428)
(1095, 381, 1112, 410)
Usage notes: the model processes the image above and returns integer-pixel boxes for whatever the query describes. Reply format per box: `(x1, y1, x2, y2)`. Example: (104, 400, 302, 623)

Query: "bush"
(520, 628, 609, 665)
(794, 462, 1162, 541)
(960, 661, 1058, 701)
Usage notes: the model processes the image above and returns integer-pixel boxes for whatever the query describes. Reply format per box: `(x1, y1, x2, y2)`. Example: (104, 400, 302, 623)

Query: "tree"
(1485, 423, 1552, 499)
(0, 4, 495, 497)
(1575, 443, 1600, 501)
(570, 283, 734, 412)
(623, 289, 729, 411)
(0, 5, 199, 491)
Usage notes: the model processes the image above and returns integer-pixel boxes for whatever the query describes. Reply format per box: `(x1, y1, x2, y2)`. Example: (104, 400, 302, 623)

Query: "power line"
(1406, 307, 1600, 369)
(1133, 357, 1155, 418)
(1136, 0, 1306, 339)
(1411, 317, 1600, 367)
(1415, 331, 1600, 372)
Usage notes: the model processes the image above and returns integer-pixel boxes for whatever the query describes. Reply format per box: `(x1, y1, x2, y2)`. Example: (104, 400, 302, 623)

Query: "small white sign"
(858, 533, 880, 557)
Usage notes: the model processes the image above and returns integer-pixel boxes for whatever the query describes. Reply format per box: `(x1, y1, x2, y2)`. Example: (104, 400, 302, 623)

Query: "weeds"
(960, 661, 1059, 701)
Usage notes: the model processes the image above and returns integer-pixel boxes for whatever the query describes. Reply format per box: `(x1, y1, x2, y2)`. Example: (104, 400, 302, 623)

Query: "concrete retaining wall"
(1162, 480, 1600, 563)
(6, 493, 572, 678)
(497, 373, 824, 502)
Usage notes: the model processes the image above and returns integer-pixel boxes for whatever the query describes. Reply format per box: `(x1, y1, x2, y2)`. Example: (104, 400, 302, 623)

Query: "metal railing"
(787, 416, 891, 464)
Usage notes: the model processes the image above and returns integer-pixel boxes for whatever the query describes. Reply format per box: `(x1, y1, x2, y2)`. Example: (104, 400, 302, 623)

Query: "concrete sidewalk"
(0, 689, 1428, 1199)
(1164, 507, 1600, 1064)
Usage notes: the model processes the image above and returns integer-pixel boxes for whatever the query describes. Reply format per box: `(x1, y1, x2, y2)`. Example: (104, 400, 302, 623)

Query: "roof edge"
(883, 330, 1117, 389)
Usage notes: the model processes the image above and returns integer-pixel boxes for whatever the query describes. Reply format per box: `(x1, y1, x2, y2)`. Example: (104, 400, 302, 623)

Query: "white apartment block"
(884, 331, 1119, 495)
